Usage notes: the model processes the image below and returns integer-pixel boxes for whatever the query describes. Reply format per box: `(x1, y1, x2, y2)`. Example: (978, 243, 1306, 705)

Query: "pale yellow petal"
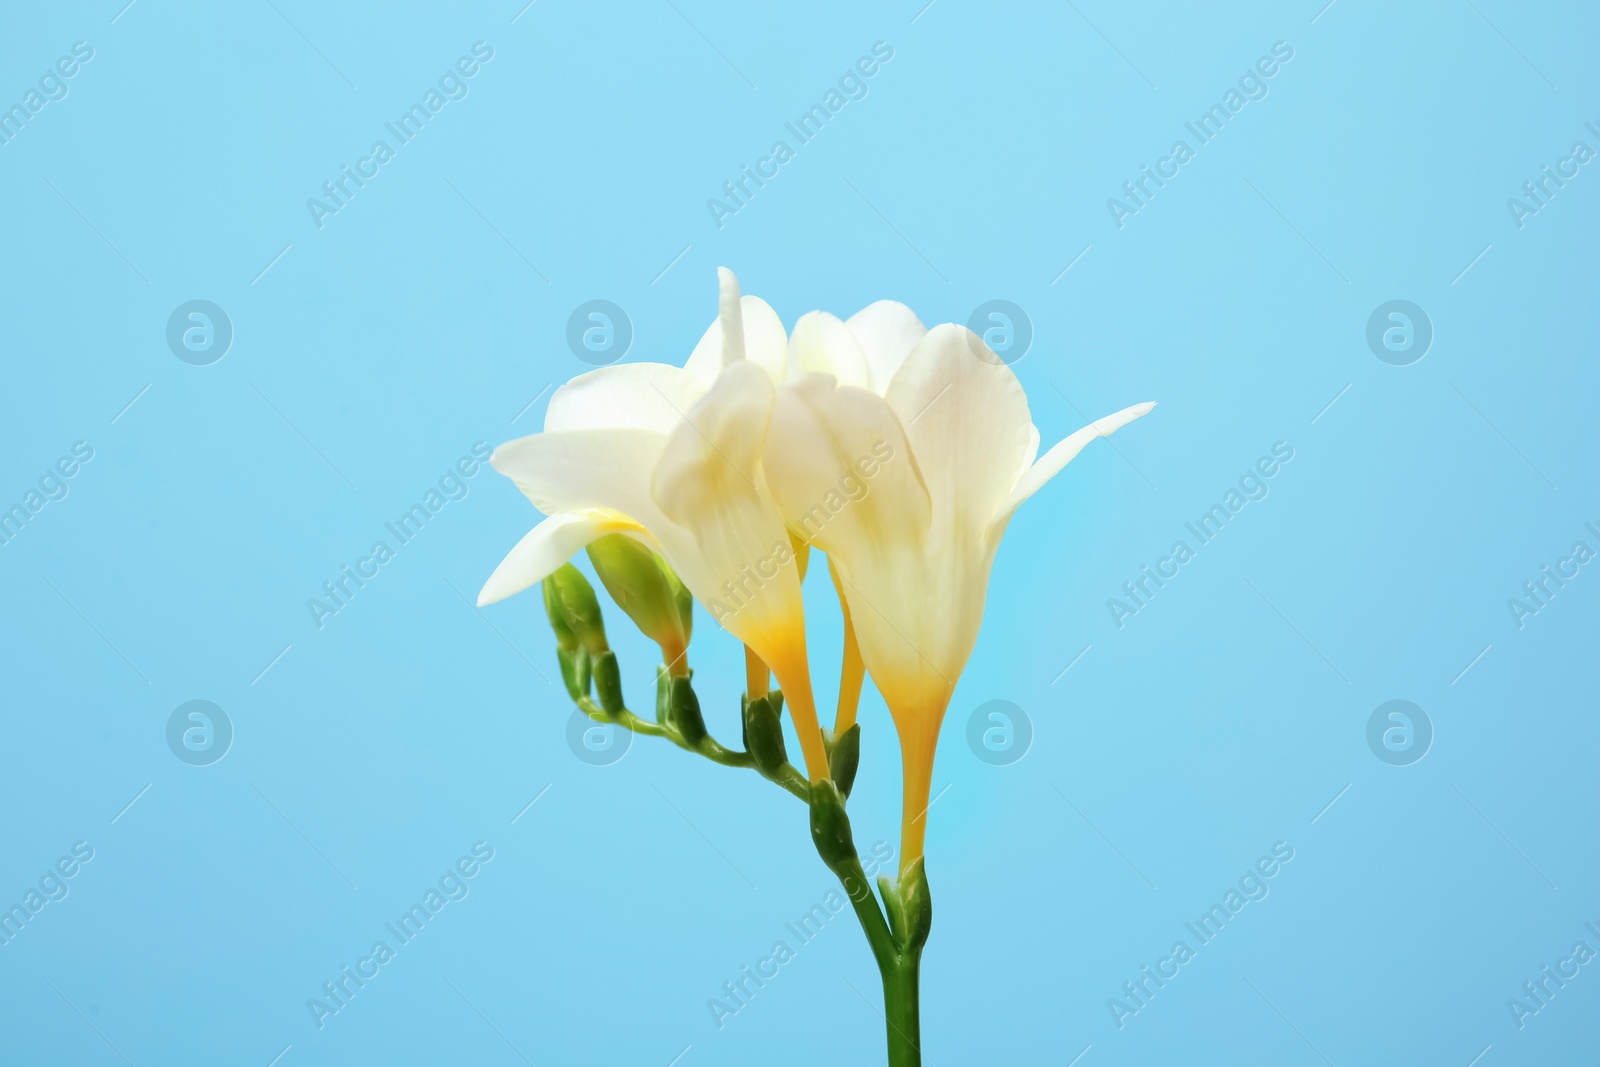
(789, 311, 873, 389)
(650, 361, 801, 655)
(845, 300, 927, 392)
(766, 374, 931, 553)
(544, 362, 707, 435)
(1004, 402, 1156, 517)
(884, 323, 1034, 535)
(491, 428, 671, 527)
(477, 511, 647, 606)
(683, 295, 788, 385)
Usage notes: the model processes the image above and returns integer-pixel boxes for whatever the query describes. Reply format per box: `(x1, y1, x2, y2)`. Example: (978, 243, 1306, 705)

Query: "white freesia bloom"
(478, 269, 831, 779)
(764, 302, 1154, 870)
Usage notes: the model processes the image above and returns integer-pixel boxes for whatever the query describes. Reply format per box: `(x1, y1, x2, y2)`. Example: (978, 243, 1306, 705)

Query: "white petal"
(544, 362, 708, 435)
(492, 428, 670, 526)
(684, 295, 788, 385)
(884, 323, 1034, 534)
(766, 374, 931, 553)
(649, 361, 802, 651)
(765, 374, 979, 717)
(478, 512, 618, 606)
(845, 300, 927, 392)
(652, 360, 773, 525)
(764, 375, 934, 556)
(1002, 401, 1156, 517)
(789, 311, 872, 389)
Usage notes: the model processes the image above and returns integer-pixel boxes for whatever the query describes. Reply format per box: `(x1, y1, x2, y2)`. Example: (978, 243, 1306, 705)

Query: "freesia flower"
(478, 269, 832, 779)
(482, 277, 1158, 1066)
(764, 303, 1154, 873)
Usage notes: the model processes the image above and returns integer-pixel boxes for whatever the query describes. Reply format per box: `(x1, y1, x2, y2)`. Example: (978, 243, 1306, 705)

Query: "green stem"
(810, 783, 928, 1067)
(882, 954, 922, 1067)
(835, 860, 923, 1065)
(576, 677, 926, 1063)
(832, 857, 897, 972)
(574, 695, 810, 801)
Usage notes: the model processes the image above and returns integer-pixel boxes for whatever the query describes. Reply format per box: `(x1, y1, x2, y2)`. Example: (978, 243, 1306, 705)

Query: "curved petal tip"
(716, 268, 745, 365)
(1003, 400, 1157, 517)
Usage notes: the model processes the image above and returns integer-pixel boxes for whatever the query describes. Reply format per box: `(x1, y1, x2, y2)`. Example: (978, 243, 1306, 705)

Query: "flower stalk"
(564, 627, 927, 1063)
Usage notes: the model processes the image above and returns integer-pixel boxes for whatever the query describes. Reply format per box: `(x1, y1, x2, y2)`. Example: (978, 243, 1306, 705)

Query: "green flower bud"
(828, 724, 860, 799)
(668, 675, 706, 745)
(542, 577, 578, 652)
(808, 779, 859, 877)
(743, 695, 789, 778)
(591, 650, 624, 714)
(546, 564, 607, 656)
(586, 535, 689, 667)
(556, 647, 591, 702)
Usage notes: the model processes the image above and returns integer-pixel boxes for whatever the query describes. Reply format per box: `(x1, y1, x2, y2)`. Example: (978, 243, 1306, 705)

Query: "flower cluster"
(480, 268, 1153, 878)
(478, 268, 1152, 1064)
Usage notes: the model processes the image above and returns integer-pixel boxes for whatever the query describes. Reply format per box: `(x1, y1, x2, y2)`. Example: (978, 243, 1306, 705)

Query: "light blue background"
(2, 1, 1596, 1064)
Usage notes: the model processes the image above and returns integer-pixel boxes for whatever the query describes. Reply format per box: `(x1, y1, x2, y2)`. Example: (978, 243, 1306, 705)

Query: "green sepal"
(898, 858, 933, 954)
(668, 675, 706, 746)
(879, 875, 907, 946)
(808, 779, 859, 877)
(828, 724, 860, 799)
(592, 650, 624, 714)
(743, 695, 789, 778)
(556, 647, 591, 702)
(878, 863, 933, 955)
(769, 689, 784, 719)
